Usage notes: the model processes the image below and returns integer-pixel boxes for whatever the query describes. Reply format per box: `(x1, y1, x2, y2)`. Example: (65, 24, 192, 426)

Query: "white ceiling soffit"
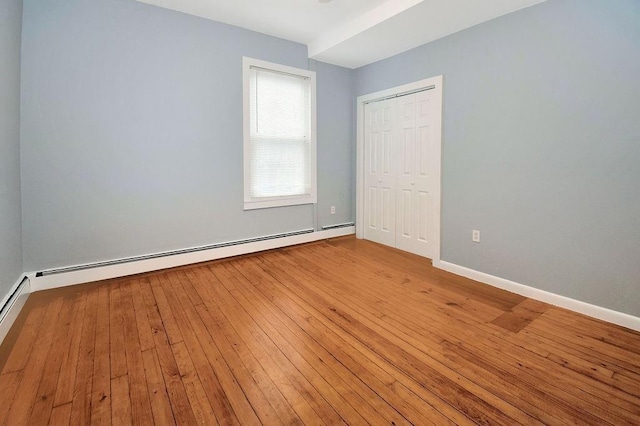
(137, 0, 547, 69)
(311, 0, 548, 69)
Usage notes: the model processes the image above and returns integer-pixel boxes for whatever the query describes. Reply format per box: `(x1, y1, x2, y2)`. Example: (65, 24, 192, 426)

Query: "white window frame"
(242, 57, 317, 210)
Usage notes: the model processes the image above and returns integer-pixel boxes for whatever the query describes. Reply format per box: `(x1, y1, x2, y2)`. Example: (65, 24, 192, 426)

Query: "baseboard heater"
(36, 228, 315, 277)
(0, 276, 29, 324)
(321, 222, 355, 231)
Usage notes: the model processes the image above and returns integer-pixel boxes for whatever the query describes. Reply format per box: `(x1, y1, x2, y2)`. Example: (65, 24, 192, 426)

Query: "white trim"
(356, 76, 444, 263)
(243, 193, 317, 211)
(434, 260, 640, 332)
(29, 227, 354, 293)
(0, 276, 24, 310)
(0, 276, 31, 345)
(242, 56, 317, 210)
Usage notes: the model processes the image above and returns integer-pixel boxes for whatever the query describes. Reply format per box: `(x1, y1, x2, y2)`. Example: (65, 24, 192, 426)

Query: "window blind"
(248, 66, 311, 199)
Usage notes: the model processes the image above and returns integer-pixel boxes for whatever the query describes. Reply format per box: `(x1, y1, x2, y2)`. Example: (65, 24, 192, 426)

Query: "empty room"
(1, 0, 639, 424)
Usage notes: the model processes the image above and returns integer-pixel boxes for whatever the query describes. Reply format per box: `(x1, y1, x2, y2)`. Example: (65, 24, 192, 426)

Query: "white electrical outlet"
(472, 230, 480, 243)
(330, 206, 336, 214)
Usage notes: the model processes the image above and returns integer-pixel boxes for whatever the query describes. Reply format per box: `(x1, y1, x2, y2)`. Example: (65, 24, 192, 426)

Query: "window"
(243, 57, 317, 210)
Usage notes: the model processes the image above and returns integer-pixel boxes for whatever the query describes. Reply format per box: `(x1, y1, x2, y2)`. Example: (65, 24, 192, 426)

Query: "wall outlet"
(330, 206, 336, 215)
(472, 230, 480, 243)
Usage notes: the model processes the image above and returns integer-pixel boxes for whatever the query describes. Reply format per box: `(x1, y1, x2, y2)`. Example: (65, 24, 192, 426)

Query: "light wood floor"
(1, 237, 639, 425)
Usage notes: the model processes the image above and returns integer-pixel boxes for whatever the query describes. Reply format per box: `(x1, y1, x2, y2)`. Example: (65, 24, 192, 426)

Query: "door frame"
(356, 75, 444, 263)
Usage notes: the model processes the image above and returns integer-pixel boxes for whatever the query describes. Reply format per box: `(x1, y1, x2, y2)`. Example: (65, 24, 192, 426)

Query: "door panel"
(400, 189, 412, 237)
(363, 100, 395, 247)
(381, 188, 392, 231)
(382, 130, 392, 173)
(369, 132, 378, 173)
(368, 187, 377, 228)
(418, 191, 429, 242)
(395, 91, 435, 258)
(418, 125, 430, 177)
(415, 90, 435, 257)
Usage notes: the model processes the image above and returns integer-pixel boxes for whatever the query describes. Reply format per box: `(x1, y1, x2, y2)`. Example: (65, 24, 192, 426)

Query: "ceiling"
(137, 0, 547, 69)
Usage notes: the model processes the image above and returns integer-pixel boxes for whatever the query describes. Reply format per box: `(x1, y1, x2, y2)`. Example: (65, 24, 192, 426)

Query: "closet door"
(359, 77, 442, 261)
(363, 99, 396, 247)
(395, 90, 435, 258)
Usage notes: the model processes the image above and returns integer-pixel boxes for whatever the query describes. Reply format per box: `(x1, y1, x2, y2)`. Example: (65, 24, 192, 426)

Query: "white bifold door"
(364, 89, 438, 259)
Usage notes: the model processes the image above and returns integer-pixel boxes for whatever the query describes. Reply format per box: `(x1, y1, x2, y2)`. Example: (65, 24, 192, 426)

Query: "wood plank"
(181, 288, 276, 425)
(141, 348, 176, 426)
(527, 318, 640, 373)
(190, 275, 313, 426)
(232, 256, 464, 426)
(3, 296, 64, 425)
(0, 301, 47, 373)
(120, 281, 154, 426)
(175, 270, 204, 308)
(491, 299, 550, 333)
(111, 374, 133, 425)
(49, 402, 72, 426)
(546, 307, 640, 345)
(178, 305, 248, 426)
(308, 256, 640, 420)
(130, 279, 155, 353)
(139, 278, 197, 425)
(327, 237, 526, 311)
(171, 341, 218, 425)
(204, 264, 345, 425)
(255, 253, 528, 425)
(69, 286, 99, 426)
(299, 243, 506, 323)
(533, 309, 640, 360)
(0, 371, 23, 425)
(159, 271, 237, 424)
(109, 283, 128, 379)
(218, 262, 411, 426)
(28, 294, 81, 425)
(162, 271, 245, 425)
(90, 285, 112, 426)
(517, 322, 640, 377)
(281, 247, 639, 424)
(148, 274, 183, 345)
(54, 291, 88, 406)
(274, 246, 636, 423)
(206, 264, 353, 425)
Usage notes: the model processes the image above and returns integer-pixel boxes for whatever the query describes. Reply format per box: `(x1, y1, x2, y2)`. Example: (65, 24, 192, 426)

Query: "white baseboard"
(433, 260, 640, 332)
(29, 227, 355, 293)
(0, 276, 31, 345)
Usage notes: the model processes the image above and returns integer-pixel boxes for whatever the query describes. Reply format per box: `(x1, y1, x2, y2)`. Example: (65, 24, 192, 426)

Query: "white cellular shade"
(249, 66, 311, 199)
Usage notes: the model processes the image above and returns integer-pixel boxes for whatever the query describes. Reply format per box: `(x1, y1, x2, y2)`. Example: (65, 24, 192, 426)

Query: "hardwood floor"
(1, 236, 639, 425)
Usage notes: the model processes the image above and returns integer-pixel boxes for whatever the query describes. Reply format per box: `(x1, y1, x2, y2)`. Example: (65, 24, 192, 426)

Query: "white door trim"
(356, 75, 443, 263)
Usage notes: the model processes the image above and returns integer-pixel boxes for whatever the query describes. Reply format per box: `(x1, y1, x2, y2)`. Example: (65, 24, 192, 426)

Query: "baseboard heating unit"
(36, 228, 316, 277)
(29, 226, 356, 293)
(0, 276, 30, 344)
(322, 222, 355, 231)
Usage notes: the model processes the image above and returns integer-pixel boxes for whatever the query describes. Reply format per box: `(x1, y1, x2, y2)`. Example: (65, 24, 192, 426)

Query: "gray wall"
(21, 0, 354, 271)
(315, 60, 354, 228)
(0, 0, 23, 302)
(356, 0, 640, 316)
